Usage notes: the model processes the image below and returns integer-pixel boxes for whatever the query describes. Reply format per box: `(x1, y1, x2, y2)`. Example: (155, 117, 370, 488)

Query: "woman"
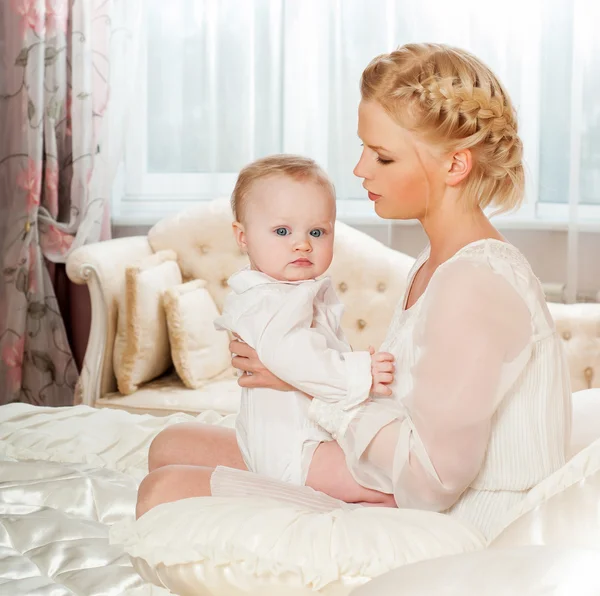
(137, 43, 571, 540)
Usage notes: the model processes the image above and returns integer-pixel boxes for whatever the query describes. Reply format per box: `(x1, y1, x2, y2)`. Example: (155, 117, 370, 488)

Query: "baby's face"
(236, 176, 336, 282)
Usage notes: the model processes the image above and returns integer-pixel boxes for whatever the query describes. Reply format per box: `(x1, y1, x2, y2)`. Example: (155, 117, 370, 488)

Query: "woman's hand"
(229, 339, 295, 391)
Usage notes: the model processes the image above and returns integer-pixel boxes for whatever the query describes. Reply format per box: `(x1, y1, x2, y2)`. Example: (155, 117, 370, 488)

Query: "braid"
(361, 43, 525, 213)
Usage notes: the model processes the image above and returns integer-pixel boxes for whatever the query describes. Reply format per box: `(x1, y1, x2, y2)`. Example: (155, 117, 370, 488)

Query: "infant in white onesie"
(214, 155, 395, 486)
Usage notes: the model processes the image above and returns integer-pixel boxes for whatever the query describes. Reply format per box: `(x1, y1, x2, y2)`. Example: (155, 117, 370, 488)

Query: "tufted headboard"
(148, 198, 416, 353)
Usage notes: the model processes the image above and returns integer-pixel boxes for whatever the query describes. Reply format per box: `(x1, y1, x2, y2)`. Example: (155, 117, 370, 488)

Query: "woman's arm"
(309, 259, 534, 512)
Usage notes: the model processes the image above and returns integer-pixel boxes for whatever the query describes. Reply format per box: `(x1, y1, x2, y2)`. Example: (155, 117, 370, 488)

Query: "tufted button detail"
(220, 278, 228, 288)
(584, 367, 594, 387)
(377, 282, 386, 292)
(561, 330, 572, 341)
(338, 282, 348, 293)
(357, 319, 366, 330)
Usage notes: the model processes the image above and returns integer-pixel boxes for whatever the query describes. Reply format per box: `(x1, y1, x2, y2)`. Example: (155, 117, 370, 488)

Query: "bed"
(0, 403, 233, 595)
(3, 390, 600, 595)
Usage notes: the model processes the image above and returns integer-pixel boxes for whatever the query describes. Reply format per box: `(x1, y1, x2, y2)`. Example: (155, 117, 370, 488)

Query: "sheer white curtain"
(145, 0, 282, 175)
(278, 0, 546, 212)
(564, 0, 600, 301)
(122, 0, 600, 295)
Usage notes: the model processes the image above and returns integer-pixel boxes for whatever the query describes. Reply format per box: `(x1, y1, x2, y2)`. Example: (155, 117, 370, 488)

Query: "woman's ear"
(446, 149, 473, 186)
(232, 221, 248, 253)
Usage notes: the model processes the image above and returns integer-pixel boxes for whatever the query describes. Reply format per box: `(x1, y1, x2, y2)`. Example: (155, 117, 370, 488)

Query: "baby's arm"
(220, 283, 394, 406)
(250, 287, 395, 409)
(257, 325, 371, 407)
(261, 333, 396, 403)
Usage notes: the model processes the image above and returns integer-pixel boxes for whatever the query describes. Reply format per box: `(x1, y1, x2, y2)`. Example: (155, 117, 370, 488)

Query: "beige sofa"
(66, 198, 600, 415)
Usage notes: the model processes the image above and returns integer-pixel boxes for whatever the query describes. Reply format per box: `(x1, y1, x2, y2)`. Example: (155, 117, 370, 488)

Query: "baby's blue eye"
(275, 227, 289, 236)
(310, 229, 323, 238)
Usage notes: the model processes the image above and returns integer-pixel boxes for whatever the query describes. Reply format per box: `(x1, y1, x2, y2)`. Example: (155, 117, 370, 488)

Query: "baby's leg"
(148, 423, 246, 472)
(306, 441, 396, 507)
(136, 464, 214, 519)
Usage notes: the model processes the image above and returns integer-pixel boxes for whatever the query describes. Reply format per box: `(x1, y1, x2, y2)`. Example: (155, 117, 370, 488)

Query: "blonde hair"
(360, 43, 524, 214)
(231, 154, 336, 221)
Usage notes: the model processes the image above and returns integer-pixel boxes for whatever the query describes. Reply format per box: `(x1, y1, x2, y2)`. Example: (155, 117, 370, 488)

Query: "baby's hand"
(368, 346, 395, 397)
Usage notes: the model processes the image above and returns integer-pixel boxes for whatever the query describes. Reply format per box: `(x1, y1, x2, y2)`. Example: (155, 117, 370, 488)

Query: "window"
(114, 0, 600, 226)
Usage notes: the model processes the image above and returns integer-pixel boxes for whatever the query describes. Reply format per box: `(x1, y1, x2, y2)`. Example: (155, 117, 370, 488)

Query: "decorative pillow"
(163, 280, 231, 389)
(350, 546, 600, 596)
(113, 250, 182, 395)
(111, 497, 485, 595)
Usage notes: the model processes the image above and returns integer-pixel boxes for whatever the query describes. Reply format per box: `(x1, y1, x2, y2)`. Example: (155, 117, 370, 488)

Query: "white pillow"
(111, 497, 485, 595)
(163, 279, 232, 389)
(350, 546, 600, 596)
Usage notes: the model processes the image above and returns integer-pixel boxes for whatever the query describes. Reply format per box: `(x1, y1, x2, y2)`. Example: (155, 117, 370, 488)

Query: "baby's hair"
(361, 43, 524, 214)
(231, 154, 336, 221)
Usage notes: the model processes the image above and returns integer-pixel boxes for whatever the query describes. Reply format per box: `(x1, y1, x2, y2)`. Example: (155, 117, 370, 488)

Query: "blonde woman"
(137, 43, 571, 540)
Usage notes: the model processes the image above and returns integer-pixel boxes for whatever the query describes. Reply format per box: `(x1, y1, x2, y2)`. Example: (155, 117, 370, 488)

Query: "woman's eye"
(275, 227, 289, 236)
(309, 229, 324, 238)
(376, 156, 393, 165)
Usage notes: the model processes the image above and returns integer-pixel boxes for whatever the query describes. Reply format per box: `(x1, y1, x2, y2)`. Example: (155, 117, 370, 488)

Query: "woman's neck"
(419, 196, 504, 267)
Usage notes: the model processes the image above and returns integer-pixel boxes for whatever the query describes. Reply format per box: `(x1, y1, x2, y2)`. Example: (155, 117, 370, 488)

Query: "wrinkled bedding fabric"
(0, 455, 146, 595)
(0, 404, 233, 595)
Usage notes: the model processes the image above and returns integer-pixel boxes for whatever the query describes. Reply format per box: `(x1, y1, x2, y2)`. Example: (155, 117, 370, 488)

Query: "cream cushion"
(547, 303, 600, 392)
(350, 546, 600, 596)
(163, 280, 231, 389)
(113, 499, 485, 596)
(113, 250, 182, 395)
(96, 373, 240, 417)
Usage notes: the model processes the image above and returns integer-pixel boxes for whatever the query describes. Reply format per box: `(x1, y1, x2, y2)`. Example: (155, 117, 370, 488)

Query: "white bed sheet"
(0, 403, 234, 595)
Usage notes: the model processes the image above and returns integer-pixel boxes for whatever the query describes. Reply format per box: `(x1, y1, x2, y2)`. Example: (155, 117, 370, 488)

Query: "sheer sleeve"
(310, 258, 534, 511)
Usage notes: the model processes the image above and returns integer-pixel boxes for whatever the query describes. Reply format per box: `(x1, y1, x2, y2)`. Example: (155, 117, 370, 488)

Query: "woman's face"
(354, 100, 447, 221)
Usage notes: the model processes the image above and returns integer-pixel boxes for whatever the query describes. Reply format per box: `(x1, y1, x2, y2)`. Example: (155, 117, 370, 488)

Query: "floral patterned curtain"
(0, 0, 141, 406)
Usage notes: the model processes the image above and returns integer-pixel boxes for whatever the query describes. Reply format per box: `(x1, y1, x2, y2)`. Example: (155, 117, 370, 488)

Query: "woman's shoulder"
(413, 239, 541, 313)
(451, 238, 529, 267)
(436, 239, 550, 324)
(443, 239, 536, 285)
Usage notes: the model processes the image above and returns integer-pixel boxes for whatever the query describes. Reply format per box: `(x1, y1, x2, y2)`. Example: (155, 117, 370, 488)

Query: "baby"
(215, 154, 395, 487)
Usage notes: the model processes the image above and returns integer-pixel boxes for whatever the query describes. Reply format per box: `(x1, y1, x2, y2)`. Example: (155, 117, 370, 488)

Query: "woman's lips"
(368, 191, 381, 201)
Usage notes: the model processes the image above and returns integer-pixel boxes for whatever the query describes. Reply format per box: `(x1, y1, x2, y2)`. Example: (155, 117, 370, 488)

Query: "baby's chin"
(262, 265, 329, 282)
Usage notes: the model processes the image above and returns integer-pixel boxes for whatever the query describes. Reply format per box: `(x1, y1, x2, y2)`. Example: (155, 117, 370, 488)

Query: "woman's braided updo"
(361, 43, 524, 213)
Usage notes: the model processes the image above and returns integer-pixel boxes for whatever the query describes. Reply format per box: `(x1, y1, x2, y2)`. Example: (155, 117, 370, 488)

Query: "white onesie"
(214, 268, 373, 486)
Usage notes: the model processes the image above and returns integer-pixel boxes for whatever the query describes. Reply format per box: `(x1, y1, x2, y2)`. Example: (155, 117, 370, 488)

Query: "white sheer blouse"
(308, 239, 572, 537)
